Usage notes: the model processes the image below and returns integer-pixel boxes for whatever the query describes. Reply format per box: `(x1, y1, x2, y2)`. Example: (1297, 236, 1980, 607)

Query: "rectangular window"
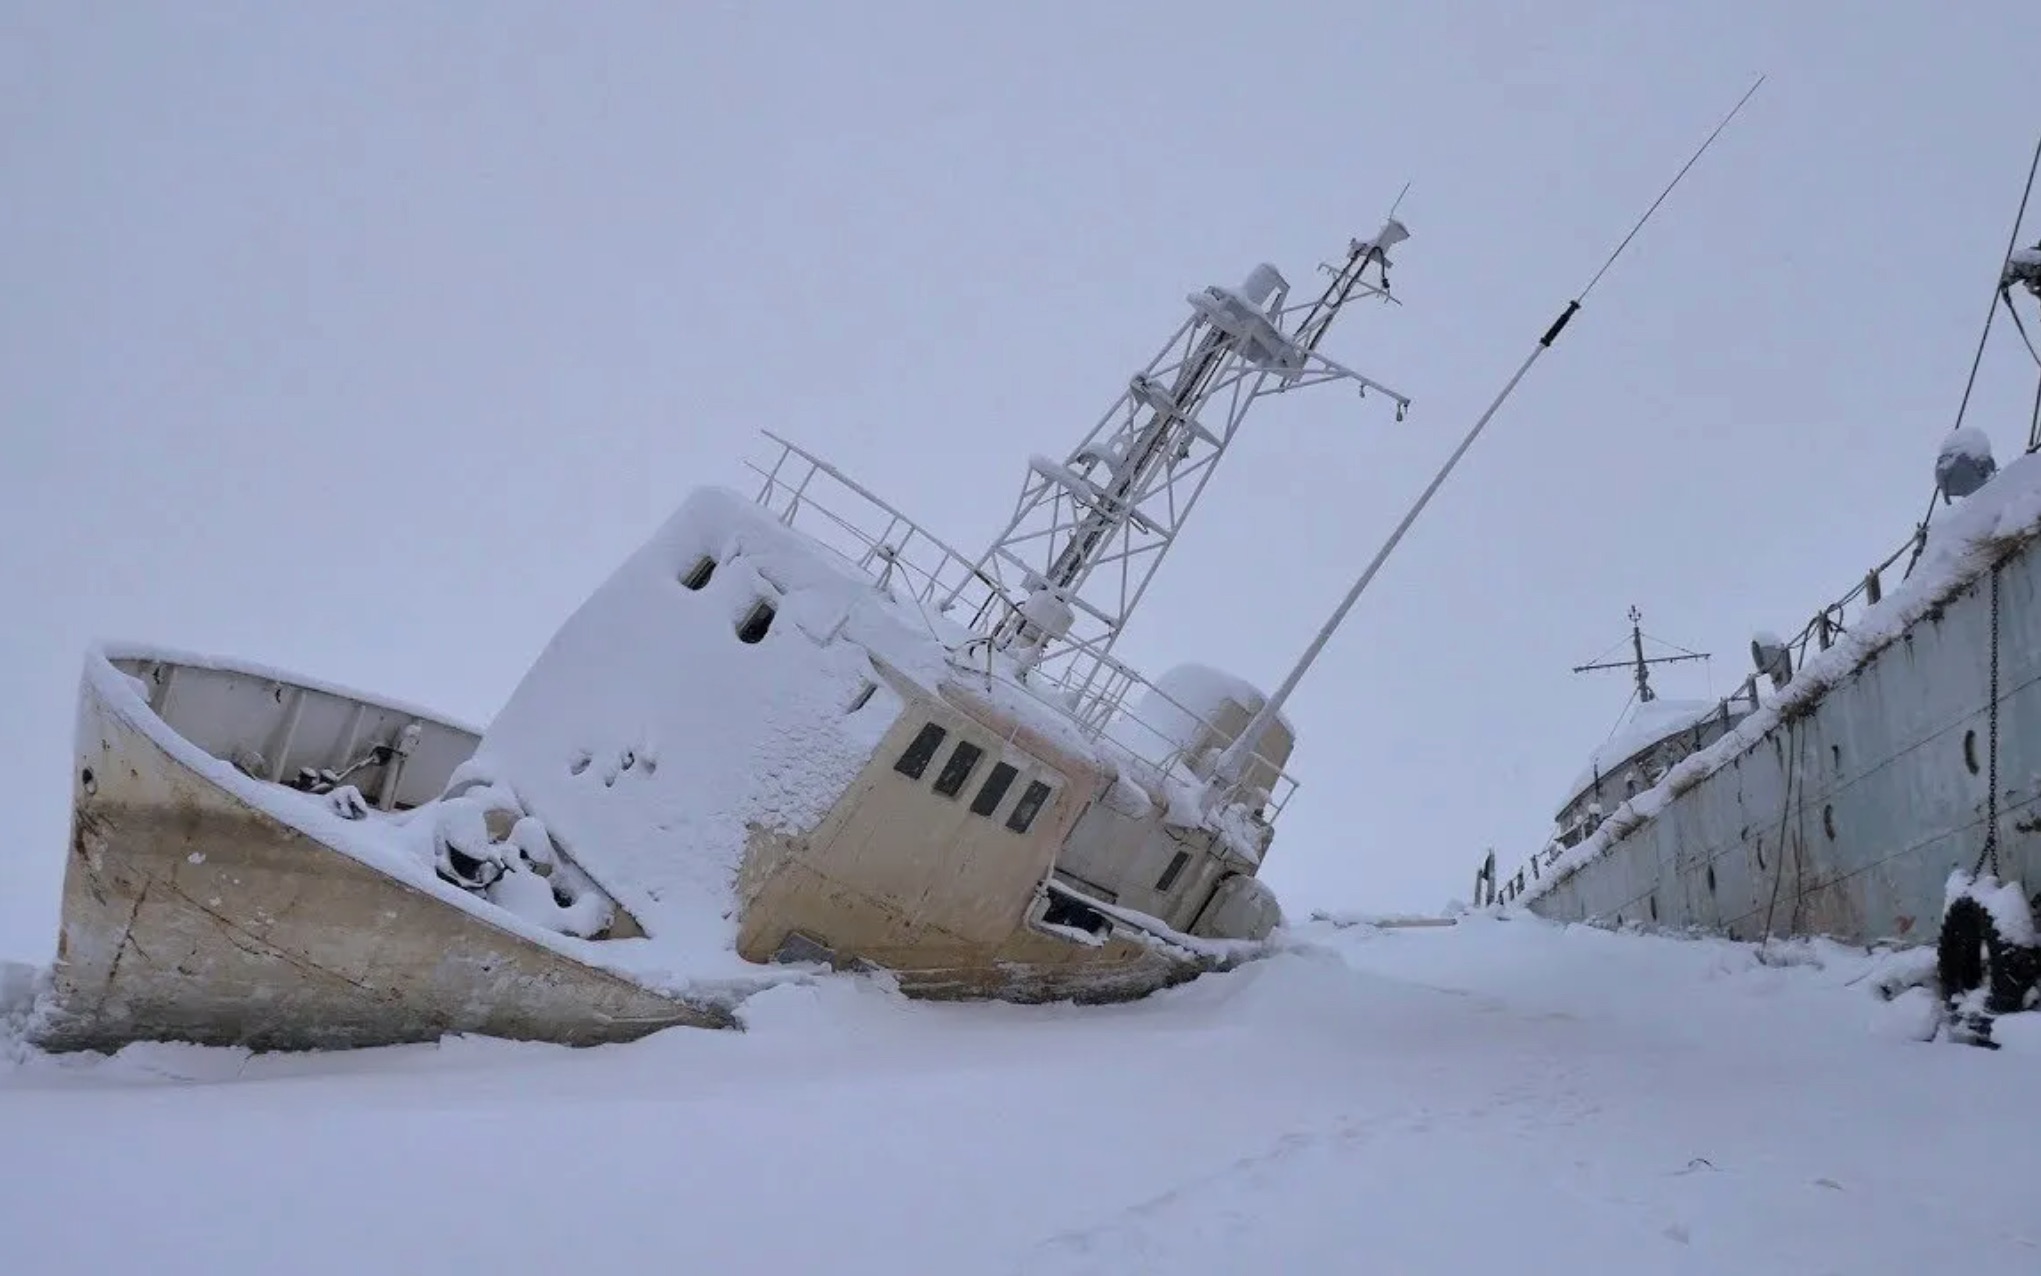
(1155, 850, 1192, 893)
(681, 556, 717, 590)
(1005, 779, 1053, 833)
(933, 741, 984, 798)
(970, 761, 1019, 817)
(893, 723, 947, 779)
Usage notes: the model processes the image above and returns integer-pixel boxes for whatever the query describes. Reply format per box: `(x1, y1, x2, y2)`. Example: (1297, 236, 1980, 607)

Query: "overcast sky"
(4, 3, 2040, 955)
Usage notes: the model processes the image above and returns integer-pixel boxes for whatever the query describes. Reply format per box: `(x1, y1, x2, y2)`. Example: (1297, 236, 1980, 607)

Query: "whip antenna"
(1213, 75, 1766, 789)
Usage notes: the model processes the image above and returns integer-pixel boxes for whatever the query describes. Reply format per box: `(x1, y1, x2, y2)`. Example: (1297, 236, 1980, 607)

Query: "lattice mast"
(948, 219, 1415, 673)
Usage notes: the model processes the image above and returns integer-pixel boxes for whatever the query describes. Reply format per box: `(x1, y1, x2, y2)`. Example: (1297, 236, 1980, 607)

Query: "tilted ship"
(32, 217, 1421, 1052)
(1485, 158, 2041, 1044)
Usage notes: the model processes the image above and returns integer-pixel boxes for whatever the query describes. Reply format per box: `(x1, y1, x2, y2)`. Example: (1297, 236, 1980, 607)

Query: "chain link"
(1975, 562, 2003, 879)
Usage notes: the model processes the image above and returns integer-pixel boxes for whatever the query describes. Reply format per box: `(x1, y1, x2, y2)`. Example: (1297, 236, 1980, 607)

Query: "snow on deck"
(455, 485, 1128, 977)
(455, 486, 925, 973)
(1524, 449, 2041, 907)
(1564, 696, 1717, 805)
(3, 915, 2035, 1274)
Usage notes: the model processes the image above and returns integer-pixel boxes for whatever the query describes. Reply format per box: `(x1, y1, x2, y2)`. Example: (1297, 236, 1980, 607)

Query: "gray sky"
(4, 3, 2039, 955)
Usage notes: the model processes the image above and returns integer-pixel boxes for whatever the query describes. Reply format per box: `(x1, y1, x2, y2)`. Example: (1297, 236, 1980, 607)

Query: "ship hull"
(38, 669, 734, 1052)
(33, 652, 1243, 1054)
(1523, 531, 2041, 946)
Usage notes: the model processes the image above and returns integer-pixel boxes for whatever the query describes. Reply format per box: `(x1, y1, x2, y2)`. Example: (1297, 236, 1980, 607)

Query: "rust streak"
(159, 877, 390, 999)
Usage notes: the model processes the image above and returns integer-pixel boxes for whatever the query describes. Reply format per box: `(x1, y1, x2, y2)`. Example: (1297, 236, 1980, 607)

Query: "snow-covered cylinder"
(1134, 663, 1294, 792)
(1936, 427, 1997, 500)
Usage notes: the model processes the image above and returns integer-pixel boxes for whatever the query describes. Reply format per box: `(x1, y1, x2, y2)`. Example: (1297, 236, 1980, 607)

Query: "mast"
(1570, 607, 1709, 706)
(948, 218, 1415, 674)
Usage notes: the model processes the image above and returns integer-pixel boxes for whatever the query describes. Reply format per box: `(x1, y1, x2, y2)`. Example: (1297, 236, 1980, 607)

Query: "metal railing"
(745, 431, 1301, 820)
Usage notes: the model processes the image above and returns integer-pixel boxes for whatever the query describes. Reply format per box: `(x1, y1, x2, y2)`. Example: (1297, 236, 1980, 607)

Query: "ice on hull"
(40, 663, 730, 1053)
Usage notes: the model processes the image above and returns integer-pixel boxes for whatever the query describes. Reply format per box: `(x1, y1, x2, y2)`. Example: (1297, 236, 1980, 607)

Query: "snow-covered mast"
(947, 220, 1415, 673)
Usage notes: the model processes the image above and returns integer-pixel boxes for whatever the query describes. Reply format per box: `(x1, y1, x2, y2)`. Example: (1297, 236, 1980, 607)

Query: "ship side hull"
(1527, 534, 2041, 945)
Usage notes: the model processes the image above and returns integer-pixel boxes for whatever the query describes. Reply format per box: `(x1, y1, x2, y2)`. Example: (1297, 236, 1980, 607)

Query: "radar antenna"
(1571, 607, 1710, 704)
(947, 215, 1416, 673)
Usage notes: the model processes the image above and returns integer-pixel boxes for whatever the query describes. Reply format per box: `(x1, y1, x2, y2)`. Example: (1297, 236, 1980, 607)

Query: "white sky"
(4, 2, 2040, 954)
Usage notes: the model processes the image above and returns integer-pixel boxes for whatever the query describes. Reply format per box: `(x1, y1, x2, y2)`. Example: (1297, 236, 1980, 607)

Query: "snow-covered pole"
(1210, 311, 1573, 787)
(1211, 74, 1766, 796)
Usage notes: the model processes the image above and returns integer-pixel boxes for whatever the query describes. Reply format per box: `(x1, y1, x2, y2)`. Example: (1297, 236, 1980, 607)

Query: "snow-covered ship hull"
(1482, 222, 2041, 1043)
(41, 652, 731, 1052)
(31, 215, 1419, 1052)
(1507, 475, 2041, 946)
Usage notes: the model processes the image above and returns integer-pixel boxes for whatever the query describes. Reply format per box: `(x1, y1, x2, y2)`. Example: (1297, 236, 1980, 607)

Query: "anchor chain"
(1973, 562, 2003, 879)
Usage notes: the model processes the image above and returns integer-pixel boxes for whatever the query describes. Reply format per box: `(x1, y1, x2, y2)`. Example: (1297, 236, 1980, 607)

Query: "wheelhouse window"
(970, 761, 1019, 817)
(681, 556, 717, 590)
(932, 741, 984, 798)
(1155, 849, 1191, 892)
(1005, 779, 1053, 833)
(893, 723, 947, 779)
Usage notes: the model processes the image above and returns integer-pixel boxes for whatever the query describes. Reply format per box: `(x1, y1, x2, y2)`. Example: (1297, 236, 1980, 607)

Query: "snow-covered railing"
(1765, 519, 1933, 690)
(748, 432, 1301, 822)
(954, 641, 1302, 823)
(749, 431, 1010, 629)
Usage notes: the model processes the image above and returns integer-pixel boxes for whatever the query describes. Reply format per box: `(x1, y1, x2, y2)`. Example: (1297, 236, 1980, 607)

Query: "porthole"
(1706, 864, 1716, 893)
(1823, 804, 1836, 840)
(737, 600, 776, 643)
(1964, 729, 1980, 775)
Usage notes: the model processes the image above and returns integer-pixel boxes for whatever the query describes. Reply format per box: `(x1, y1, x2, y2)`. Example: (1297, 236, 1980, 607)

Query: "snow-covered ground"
(3, 914, 2035, 1275)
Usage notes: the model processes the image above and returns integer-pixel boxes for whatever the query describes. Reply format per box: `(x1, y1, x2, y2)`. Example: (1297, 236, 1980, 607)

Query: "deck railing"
(746, 431, 1300, 821)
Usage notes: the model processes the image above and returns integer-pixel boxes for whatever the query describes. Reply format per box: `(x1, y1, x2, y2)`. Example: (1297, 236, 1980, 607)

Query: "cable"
(1949, 134, 2041, 438)
(1578, 75, 1766, 303)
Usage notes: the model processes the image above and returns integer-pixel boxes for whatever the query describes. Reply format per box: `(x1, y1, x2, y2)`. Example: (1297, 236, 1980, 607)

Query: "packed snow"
(453, 486, 923, 975)
(3, 914, 2037, 1275)
(1947, 869, 2039, 947)
(1564, 695, 1718, 804)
